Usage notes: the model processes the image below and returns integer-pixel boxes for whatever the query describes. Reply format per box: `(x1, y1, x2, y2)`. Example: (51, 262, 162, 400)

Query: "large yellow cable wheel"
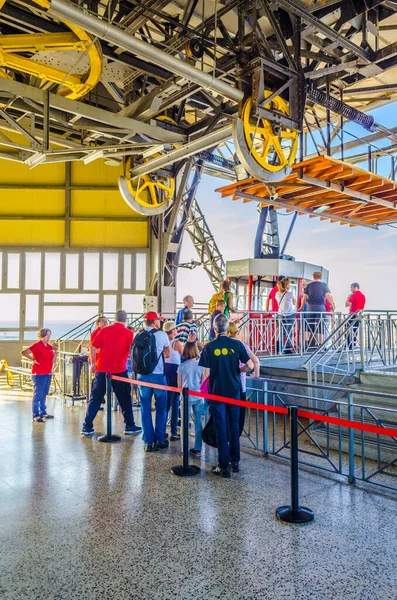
(233, 91, 298, 183)
(119, 116, 178, 216)
(0, 0, 102, 100)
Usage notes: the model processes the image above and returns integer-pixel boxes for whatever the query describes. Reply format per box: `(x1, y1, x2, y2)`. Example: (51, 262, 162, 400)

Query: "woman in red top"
(21, 328, 57, 422)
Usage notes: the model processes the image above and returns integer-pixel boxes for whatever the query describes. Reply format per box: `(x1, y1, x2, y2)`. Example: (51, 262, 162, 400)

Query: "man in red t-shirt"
(82, 310, 142, 437)
(346, 283, 366, 313)
(345, 283, 366, 347)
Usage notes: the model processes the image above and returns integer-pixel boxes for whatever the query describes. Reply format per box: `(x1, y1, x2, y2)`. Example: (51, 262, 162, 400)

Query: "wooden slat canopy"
(216, 156, 397, 229)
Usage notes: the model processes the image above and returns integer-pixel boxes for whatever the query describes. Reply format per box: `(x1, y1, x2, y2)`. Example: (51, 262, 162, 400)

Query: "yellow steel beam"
(0, 51, 83, 91)
(0, 32, 90, 53)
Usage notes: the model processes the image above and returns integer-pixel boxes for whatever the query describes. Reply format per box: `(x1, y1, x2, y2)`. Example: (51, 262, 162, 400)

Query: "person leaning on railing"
(21, 328, 58, 422)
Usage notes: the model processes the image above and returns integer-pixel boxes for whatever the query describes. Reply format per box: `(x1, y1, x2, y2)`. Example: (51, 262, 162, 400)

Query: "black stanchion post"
(171, 388, 200, 477)
(276, 406, 314, 524)
(98, 374, 121, 443)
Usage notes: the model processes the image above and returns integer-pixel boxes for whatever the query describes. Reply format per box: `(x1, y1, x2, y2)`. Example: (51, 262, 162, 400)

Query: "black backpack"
(132, 329, 161, 375)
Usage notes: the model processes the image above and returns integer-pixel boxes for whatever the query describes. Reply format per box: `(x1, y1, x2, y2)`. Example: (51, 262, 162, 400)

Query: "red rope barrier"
(110, 375, 397, 437)
(188, 389, 288, 414)
(297, 410, 397, 439)
(110, 374, 181, 394)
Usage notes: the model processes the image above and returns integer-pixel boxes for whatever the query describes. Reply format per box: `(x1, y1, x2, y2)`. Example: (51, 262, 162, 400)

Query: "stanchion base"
(171, 465, 201, 477)
(98, 434, 122, 443)
(275, 505, 314, 524)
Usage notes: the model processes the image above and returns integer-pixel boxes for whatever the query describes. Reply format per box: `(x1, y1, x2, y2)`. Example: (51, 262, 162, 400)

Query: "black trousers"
(84, 371, 135, 429)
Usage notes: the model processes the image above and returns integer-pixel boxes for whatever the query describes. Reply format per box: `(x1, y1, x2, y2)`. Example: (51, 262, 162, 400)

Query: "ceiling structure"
(1, 0, 397, 292)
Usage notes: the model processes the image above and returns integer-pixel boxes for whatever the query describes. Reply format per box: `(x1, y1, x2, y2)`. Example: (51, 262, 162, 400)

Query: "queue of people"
(22, 275, 366, 479)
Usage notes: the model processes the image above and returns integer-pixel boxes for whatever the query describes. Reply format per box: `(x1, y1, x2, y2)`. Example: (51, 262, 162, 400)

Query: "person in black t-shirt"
(199, 314, 252, 478)
(299, 272, 335, 346)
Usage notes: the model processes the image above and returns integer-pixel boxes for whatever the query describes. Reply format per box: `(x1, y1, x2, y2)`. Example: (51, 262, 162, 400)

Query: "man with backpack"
(81, 310, 142, 437)
(132, 311, 171, 452)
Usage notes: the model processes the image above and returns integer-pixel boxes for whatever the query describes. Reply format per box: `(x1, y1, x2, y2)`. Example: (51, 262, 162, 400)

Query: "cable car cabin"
(227, 258, 329, 356)
(227, 258, 328, 312)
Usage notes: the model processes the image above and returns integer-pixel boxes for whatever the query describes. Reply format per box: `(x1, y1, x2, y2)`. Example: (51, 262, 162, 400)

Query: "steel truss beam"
(0, 78, 185, 144)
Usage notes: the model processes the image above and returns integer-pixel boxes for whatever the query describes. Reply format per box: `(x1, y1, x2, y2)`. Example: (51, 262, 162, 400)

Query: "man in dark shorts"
(199, 314, 252, 478)
(299, 272, 335, 347)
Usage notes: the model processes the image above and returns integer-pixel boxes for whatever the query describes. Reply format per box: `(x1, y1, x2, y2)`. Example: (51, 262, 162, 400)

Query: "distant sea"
(1, 322, 88, 340)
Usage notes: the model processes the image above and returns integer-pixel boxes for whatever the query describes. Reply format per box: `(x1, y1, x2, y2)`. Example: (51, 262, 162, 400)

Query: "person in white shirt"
(276, 278, 296, 354)
(136, 311, 170, 452)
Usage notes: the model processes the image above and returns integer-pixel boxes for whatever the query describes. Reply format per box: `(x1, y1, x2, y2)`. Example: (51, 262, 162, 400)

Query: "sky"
(177, 103, 397, 312)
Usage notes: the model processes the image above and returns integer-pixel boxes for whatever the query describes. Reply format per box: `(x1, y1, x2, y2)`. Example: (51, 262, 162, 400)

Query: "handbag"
(202, 414, 218, 448)
(199, 376, 209, 394)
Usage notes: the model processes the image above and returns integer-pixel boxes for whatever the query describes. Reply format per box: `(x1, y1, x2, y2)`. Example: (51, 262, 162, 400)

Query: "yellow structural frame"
(0, 0, 103, 100)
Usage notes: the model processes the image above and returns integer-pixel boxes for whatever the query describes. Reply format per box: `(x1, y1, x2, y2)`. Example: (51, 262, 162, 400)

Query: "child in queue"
(177, 341, 206, 456)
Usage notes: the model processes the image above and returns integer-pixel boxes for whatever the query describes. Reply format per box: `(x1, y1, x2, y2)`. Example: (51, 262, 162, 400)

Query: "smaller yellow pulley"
(124, 155, 175, 214)
(119, 115, 178, 216)
(0, 0, 102, 100)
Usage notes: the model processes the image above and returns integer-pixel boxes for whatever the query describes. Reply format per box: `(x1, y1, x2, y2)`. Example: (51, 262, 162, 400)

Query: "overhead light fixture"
(82, 149, 104, 164)
(313, 205, 331, 214)
(24, 152, 46, 168)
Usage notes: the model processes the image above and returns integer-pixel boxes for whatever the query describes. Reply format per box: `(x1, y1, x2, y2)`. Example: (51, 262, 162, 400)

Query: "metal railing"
(244, 376, 397, 494)
(237, 311, 346, 356)
(303, 311, 397, 391)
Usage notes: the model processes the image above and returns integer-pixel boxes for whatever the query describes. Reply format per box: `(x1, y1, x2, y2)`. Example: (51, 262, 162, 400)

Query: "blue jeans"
(138, 373, 167, 444)
(209, 400, 240, 470)
(191, 401, 208, 451)
(32, 374, 52, 418)
(165, 363, 179, 436)
(84, 371, 135, 429)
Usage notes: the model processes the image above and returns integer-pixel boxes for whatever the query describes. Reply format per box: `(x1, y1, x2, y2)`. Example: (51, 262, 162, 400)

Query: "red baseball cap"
(144, 311, 164, 321)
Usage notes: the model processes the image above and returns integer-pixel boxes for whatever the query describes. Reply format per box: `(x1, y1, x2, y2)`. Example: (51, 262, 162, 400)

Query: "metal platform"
(217, 155, 397, 229)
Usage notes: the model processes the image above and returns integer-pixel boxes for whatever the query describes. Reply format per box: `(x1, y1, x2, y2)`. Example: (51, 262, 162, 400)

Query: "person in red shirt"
(82, 310, 142, 437)
(21, 328, 57, 422)
(89, 316, 108, 410)
(346, 283, 366, 313)
(265, 277, 285, 312)
(345, 283, 366, 347)
(89, 316, 108, 360)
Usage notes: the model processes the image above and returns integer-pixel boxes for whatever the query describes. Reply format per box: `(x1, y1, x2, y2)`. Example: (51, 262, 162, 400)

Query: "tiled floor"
(1, 386, 397, 600)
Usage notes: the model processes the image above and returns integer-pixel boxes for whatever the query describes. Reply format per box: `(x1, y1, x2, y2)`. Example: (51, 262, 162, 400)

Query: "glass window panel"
(44, 305, 98, 339)
(135, 254, 146, 291)
(0, 331, 19, 340)
(84, 253, 99, 290)
(0, 253, 2, 290)
(25, 295, 39, 326)
(24, 331, 38, 341)
(103, 295, 117, 314)
(123, 255, 131, 289)
(7, 254, 20, 288)
(122, 294, 144, 314)
(65, 254, 79, 289)
(44, 294, 98, 303)
(44, 253, 60, 290)
(25, 253, 41, 290)
(103, 253, 118, 290)
(0, 293, 20, 326)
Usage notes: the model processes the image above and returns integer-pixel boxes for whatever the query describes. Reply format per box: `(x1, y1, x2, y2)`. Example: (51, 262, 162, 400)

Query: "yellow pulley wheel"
(233, 91, 298, 183)
(0, 0, 102, 100)
(119, 115, 178, 216)
(119, 155, 175, 216)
